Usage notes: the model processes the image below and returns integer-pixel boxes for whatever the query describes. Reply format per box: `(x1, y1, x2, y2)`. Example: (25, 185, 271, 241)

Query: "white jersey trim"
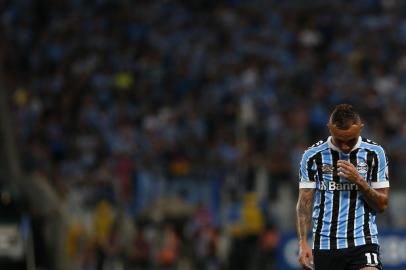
(371, 181, 390, 189)
(299, 181, 316, 189)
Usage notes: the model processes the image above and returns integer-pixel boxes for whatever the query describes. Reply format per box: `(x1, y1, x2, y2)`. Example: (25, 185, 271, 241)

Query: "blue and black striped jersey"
(299, 136, 389, 250)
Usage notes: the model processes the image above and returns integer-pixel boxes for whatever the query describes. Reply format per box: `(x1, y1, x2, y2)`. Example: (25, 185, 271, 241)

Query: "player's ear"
(327, 122, 333, 132)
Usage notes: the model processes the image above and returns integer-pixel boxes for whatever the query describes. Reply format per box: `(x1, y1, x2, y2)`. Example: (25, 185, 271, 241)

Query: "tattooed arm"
(356, 183, 388, 213)
(296, 188, 315, 270)
(337, 160, 389, 212)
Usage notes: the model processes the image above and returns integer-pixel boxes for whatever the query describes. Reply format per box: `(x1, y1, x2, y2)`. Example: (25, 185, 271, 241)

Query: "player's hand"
(298, 241, 314, 270)
(337, 160, 362, 184)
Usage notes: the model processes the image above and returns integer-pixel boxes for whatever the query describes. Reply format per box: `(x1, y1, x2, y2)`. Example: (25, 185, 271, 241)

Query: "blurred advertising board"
(277, 230, 406, 270)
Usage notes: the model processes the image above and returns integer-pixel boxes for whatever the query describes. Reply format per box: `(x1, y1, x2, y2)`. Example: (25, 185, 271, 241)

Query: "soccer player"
(296, 104, 389, 270)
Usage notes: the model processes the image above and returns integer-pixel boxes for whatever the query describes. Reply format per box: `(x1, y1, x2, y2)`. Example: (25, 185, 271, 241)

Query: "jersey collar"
(327, 136, 362, 153)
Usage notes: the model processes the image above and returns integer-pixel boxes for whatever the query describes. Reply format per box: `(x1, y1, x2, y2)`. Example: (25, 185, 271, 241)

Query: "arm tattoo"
(296, 188, 315, 242)
(359, 184, 388, 213)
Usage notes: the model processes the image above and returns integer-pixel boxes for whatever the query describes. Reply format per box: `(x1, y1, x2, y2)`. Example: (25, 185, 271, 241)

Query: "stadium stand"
(1, 0, 406, 269)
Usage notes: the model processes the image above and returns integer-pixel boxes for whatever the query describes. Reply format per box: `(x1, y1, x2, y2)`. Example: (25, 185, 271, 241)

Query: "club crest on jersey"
(322, 164, 334, 174)
(356, 162, 368, 174)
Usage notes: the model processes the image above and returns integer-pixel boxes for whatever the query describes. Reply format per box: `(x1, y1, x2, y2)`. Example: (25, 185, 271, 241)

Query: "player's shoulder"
(361, 137, 386, 153)
(361, 137, 381, 146)
(306, 139, 329, 151)
(302, 139, 329, 158)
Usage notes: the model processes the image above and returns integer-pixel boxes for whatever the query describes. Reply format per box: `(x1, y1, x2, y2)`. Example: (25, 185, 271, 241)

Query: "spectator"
(1, 1, 406, 269)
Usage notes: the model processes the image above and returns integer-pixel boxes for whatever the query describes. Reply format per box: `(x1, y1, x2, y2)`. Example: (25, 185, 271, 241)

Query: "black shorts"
(313, 244, 382, 270)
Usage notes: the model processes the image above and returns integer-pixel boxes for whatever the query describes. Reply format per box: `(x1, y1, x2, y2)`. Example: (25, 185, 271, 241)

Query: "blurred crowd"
(1, 0, 406, 269)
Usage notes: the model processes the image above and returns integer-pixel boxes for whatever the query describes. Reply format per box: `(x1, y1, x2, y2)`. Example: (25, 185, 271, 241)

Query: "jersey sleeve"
(299, 151, 317, 189)
(371, 146, 390, 189)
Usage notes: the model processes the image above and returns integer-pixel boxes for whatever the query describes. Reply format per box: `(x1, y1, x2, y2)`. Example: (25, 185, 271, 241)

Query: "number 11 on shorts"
(365, 252, 378, 265)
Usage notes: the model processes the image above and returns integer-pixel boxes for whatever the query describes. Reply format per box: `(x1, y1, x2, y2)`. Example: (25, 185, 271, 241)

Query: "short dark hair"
(329, 104, 361, 129)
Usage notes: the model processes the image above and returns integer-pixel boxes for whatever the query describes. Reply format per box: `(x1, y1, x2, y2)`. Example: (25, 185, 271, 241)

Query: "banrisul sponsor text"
(320, 181, 358, 191)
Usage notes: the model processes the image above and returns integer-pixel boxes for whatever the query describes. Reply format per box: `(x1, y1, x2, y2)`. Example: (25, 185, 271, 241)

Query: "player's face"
(328, 123, 363, 153)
